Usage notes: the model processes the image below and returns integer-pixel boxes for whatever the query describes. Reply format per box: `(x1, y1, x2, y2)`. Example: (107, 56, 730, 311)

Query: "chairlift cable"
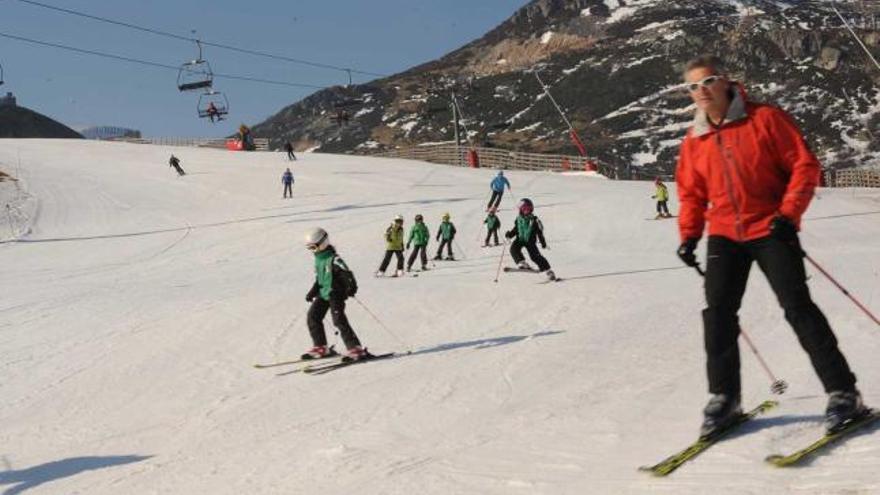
(0, 30, 326, 89)
(10, 0, 387, 78)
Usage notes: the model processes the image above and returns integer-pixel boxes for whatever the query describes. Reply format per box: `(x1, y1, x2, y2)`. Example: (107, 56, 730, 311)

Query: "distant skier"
(284, 141, 297, 161)
(433, 213, 457, 261)
(406, 214, 430, 272)
(302, 227, 368, 362)
(652, 177, 672, 218)
(487, 170, 511, 211)
(282, 168, 294, 198)
(376, 215, 405, 277)
(676, 54, 864, 437)
(168, 155, 185, 176)
(483, 207, 501, 247)
(505, 198, 556, 281)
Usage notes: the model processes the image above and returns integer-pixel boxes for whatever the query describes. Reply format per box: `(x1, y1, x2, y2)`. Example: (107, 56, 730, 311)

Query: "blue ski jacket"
(490, 173, 510, 192)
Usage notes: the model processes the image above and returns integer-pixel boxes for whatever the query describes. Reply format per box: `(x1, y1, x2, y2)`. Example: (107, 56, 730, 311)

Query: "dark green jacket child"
(483, 211, 501, 246)
(434, 213, 457, 260)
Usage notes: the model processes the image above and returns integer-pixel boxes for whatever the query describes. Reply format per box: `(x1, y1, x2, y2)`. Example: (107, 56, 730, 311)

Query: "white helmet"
(304, 227, 330, 252)
(394, 214, 404, 222)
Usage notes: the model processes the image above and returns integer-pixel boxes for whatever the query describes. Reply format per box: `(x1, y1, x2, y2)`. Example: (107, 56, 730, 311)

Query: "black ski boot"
(700, 394, 742, 439)
(825, 390, 867, 433)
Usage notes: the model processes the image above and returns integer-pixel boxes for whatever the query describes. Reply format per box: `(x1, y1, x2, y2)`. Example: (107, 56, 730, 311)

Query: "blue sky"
(0, 0, 526, 137)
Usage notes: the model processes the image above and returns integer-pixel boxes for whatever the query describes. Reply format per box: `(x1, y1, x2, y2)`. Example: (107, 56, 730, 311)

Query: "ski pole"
(493, 239, 508, 283)
(353, 296, 413, 353)
(453, 238, 468, 260)
(739, 328, 788, 394)
(693, 264, 788, 395)
(804, 252, 880, 327)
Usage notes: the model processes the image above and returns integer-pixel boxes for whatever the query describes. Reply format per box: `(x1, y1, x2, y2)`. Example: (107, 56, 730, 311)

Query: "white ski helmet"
(304, 227, 330, 252)
(394, 214, 404, 223)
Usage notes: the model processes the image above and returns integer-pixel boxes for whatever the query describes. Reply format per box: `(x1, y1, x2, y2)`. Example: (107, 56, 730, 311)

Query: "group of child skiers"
(375, 212, 459, 277)
(300, 169, 558, 363)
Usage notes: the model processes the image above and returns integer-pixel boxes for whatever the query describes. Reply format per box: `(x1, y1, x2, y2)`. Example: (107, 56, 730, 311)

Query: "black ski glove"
(770, 215, 798, 243)
(505, 230, 515, 239)
(306, 286, 318, 303)
(677, 238, 699, 268)
(406, 242, 411, 250)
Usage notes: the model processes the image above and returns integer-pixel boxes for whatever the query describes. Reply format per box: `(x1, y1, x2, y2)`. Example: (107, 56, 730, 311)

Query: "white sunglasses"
(685, 75, 724, 92)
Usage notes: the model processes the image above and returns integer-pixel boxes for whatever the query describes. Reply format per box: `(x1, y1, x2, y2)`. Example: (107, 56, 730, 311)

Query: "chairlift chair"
(198, 91, 229, 121)
(178, 60, 213, 92)
(177, 40, 213, 92)
(334, 97, 363, 109)
(0, 62, 4, 86)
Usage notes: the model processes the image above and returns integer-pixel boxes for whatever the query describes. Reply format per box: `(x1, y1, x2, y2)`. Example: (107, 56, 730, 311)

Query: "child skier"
(282, 168, 294, 198)
(483, 207, 501, 247)
(302, 227, 368, 362)
(505, 198, 556, 281)
(652, 177, 672, 218)
(376, 215, 406, 277)
(406, 214, 430, 272)
(434, 213, 457, 261)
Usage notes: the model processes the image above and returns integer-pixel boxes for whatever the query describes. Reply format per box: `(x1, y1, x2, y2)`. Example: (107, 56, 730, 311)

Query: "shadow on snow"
(411, 330, 565, 357)
(0, 455, 151, 495)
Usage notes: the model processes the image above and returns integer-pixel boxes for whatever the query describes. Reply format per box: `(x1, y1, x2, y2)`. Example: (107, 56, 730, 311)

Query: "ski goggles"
(685, 75, 723, 92)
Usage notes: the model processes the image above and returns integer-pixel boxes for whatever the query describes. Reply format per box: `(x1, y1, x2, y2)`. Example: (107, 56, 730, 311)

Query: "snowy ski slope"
(1, 140, 879, 494)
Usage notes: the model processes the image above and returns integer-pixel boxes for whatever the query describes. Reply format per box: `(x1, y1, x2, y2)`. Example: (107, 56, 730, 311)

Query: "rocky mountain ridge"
(251, 0, 880, 176)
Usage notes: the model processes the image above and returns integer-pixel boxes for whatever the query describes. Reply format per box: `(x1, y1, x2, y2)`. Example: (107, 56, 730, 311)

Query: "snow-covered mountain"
(1, 139, 879, 493)
(252, 0, 880, 176)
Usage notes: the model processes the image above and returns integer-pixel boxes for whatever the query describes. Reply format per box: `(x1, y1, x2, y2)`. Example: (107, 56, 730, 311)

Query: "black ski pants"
(307, 297, 361, 349)
(656, 200, 669, 215)
(283, 182, 293, 198)
(407, 244, 428, 269)
(485, 227, 499, 245)
(287, 151, 297, 161)
(510, 239, 550, 271)
(436, 239, 453, 258)
(487, 190, 504, 210)
(378, 249, 404, 272)
(703, 235, 857, 396)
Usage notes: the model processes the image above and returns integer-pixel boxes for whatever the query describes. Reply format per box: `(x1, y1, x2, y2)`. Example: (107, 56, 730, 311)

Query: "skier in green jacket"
(433, 212, 457, 261)
(483, 207, 501, 247)
(302, 227, 368, 362)
(377, 215, 406, 277)
(652, 177, 672, 219)
(505, 198, 556, 281)
(406, 214, 430, 272)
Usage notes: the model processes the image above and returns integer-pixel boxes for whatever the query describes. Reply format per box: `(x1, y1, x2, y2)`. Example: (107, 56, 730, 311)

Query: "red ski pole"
(804, 253, 880, 327)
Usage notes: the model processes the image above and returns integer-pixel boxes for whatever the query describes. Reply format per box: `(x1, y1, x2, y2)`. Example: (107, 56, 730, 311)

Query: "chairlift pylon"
(198, 90, 229, 122)
(177, 40, 213, 92)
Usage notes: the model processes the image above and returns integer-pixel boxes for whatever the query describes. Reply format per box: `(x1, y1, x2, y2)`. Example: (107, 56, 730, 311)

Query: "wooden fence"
(375, 144, 614, 176)
(108, 137, 271, 151)
(825, 168, 880, 188)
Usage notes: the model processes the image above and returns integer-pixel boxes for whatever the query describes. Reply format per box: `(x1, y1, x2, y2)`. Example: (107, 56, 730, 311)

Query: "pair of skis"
(254, 351, 396, 376)
(640, 400, 879, 476)
(503, 266, 562, 283)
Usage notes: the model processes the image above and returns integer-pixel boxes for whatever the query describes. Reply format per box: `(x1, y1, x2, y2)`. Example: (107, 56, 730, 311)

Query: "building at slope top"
(79, 126, 142, 140)
(0, 92, 16, 108)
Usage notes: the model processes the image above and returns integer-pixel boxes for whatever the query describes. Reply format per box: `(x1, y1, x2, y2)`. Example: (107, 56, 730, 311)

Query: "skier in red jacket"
(675, 55, 865, 438)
